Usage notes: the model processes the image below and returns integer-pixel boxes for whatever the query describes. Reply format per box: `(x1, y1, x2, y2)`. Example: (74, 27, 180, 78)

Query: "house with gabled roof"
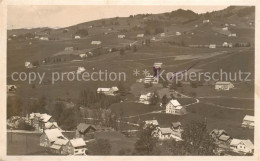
(76, 123, 96, 140)
(242, 115, 254, 129)
(230, 139, 254, 154)
(40, 129, 66, 147)
(166, 99, 186, 115)
(66, 138, 87, 155)
(49, 138, 69, 154)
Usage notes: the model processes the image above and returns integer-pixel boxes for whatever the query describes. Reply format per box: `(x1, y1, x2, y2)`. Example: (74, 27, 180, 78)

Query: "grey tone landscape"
(7, 6, 255, 156)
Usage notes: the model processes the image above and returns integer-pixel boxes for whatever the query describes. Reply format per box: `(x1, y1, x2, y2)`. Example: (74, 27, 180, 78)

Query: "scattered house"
(230, 139, 254, 154)
(215, 81, 234, 90)
(203, 19, 210, 23)
(64, 46, 74, 51)
(118, 35, 126, 39)
(228, 33, 237, 37)
(160, 33, 165, 37)
(29, 42, 32, 45)
(195, 24, 199, 27)
(144, 75, 158, 84)
(104, 32, 108, 35)
(222, 27, 228, 31)
(91, 41, 102, 45)
(76, 123, 96, 140)
(209, 44, 216, 48)
(88, 25, 93, 28)
(50, 138, 69, 154)
(77, 67, 86, 74)
(137, 34, 144, 38)
(222, 42, 233, 48)
(66, 138, 87, 155)
(230, 24, 236, 26)
(39, 37, 49, 40)
(144, 120, 159, 129)
(176, 32, 181, 36)
(34, 36, 39, 39)
(79, 53, 88, 58)
(8, 38, 12, 41)
(74, 35, 81, 39)
(25, 61, 33, 68)
(210, 129, 232, 143)
(171, 122, 182, 132)
(139, 93, 152, 104)
(7, 85, 17, 92)
(45, 122, 59, 130)
(97, 86, 119, 96)
(158, 128, 182, 141)
(241, 115, 254, 129)
(153, 62, 163, 69)
(151, 37, 156, 41)
(166, 99, 186, 115)
(40, 129, 66, 147)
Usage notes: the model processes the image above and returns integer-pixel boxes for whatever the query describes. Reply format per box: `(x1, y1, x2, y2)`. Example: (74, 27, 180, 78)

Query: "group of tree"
(134, 120, 216, 155)
(88, 139, 112, 155)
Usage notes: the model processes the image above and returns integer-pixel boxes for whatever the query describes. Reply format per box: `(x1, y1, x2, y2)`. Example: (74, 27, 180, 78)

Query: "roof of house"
(215, 81, 233, 85)
(97, 88, 110, 92)
(50, 144, 62, 150)
(44, 129, 64, 142)
(40, 114, 52, 122)
(45, 122, 59, 129)
(77, 123, 96, 133)
(243, 115, 254, 122)
(168, 99, 181, 106)
(218, 135, 231, 141)
(210, 129, 227, 137)
(171, 122, 181, 128)
(160, 128, 174, 134)
(230, 139, 254, 149)
(111, 86, 119, 91)
(54, 138, 69, 146)
(70, 138, 86, 147)
(144, 120, 159, 126)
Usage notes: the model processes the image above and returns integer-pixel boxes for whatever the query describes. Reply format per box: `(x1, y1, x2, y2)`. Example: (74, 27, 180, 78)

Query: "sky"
(7, 5, 228, 29)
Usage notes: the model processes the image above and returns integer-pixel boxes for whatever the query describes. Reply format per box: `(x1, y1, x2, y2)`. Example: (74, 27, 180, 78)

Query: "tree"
(161, 95, 168, 106)
(135, 124, 158, 155)
(164, 120, 216, 155)
(150, 91, 159, 105)
(119, 49, 125, 55)
(132, 45, 137, 52)
(7, 96, 23, 118)
(90, 139, 112, 155)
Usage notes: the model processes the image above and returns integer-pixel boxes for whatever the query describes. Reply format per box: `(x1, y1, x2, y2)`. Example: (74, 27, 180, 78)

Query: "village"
(7, 6, 255, 156)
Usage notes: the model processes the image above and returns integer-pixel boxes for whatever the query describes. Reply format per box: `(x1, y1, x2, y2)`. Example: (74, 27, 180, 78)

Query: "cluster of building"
(97, 86, 119, 96)
(210, 129, 254, 154)
(144, 120, 183, 141)
(34, 111, 97, 156)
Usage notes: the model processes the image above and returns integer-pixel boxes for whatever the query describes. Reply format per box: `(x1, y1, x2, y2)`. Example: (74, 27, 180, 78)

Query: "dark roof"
(77, 123, 96, 133)
(171, 122, 181, 128)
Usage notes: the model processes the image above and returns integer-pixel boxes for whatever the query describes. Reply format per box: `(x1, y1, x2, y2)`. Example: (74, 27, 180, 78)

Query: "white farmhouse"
(203, 19, 210, 23)
(176, 32, 181, 36)
(75, 35, 81, 39)
(91, 41, 102, 45)
(25, 61, 33, 68)
(160, 33, 165, 37)
(139, 93, 152, 104)
(39, 37, 49, 40)
(66, 138, 87, 155)
(223, 42, 233, 48)
(137, 34, 144, 38)
(79, 53, 88, 58)
(228, 33, 237, 37)
(118, 35, 126, 39)
(222, 27, 228, 31)
(215, 81, 234, 90)
(97, 86, 119, 96)
(77, 67, 86, 74)
(166, 99, 186, 115)
(209, 44, 216, 48)
(230, 139, 254, 154)
(242, 115, 254, 129)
